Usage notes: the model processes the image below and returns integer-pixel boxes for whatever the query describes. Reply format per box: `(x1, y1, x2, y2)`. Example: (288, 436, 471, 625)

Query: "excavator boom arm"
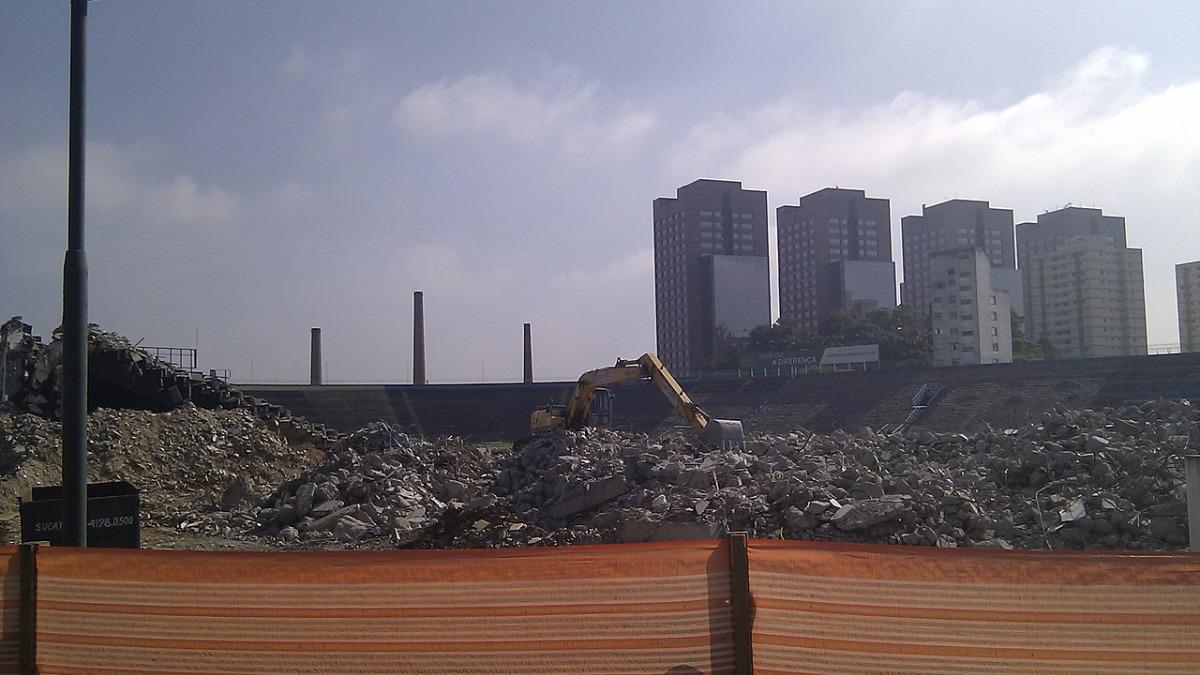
(548, 353, 742, 446)
(630, 353, 712, 432)
(563, 362, 648, 429)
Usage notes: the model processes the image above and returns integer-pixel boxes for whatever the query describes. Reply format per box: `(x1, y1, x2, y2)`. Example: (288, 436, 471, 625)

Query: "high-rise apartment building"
(1016, 206, 1127, 337)
(1022, 235, 1147, 359)
(653, 179, 770, 375)
(900, 200, 1017, 314)
(1177, 261, 1200, 353)
(929, 248, 1013, 366)
(1016, 207, 1147, 358)
(776, 188, 894, 330)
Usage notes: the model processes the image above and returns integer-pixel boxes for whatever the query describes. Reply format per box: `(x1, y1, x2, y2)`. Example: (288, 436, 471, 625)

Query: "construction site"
(4, 311, 1200, 554)
(6, 2, 1200, 672)
(3, 175, 1200, 674)
(4, 173, 1200, 668)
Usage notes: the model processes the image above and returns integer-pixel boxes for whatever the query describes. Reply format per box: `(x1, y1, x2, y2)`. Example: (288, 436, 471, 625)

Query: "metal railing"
(141, 346, 231, 383)
(143, 346, 197, 370)
(1149, 343, 1182, 355)
(204, 369, 231, 383)
(912, 383, 939, 407)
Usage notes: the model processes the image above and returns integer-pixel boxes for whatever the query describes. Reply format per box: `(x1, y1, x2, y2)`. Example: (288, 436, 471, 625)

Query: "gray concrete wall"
(240, 352, 1200, 441)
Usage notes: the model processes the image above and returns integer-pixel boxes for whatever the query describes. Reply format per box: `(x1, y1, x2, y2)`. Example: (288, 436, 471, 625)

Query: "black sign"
(20, 481, 140, 548)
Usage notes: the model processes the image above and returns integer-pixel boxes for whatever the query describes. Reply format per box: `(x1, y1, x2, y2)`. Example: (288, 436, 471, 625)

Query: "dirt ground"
(0, 405, 316, 547)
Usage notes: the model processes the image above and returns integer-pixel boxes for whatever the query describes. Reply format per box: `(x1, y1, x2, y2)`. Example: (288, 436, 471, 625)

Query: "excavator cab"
(529, 404, 564, 435)
(530, 388, 613, 435)
(588, 388, 613, 428)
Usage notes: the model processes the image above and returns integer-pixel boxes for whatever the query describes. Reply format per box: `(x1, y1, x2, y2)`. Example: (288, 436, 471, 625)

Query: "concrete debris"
(1059, 498, 1087, 523)
(159, 398, 1195, 552)
(830, 499, 911, 531)
(619, 519, 722, 543)
(0, 318, 333, 449)
(0, 318, 42, 411)
(247, 422, 505, 547)
(548, 476, 629, 520)
(0, 404, 312, 542)
(2, 381, 1197, 552)
(973, 538, 1014, 550)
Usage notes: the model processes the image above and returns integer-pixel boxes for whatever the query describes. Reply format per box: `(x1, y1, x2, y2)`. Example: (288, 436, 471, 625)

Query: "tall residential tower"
(900, 200, 1019, 315)
(1176, 261, 1200, 353)
(776, 188, 894, 330)
(929, 248, 1013, 366)
(653, 179, 771, 375)
(1017, 207, 1147, 358)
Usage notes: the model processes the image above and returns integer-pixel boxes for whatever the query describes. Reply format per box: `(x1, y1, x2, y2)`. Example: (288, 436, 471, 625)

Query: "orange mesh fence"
(748, 540, 1200, 674)
(14, 539, 1200, 674)
(32, 542, 733, 674)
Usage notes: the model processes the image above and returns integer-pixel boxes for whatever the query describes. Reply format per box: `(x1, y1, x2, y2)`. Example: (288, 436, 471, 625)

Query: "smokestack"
(309, 327, 322, 385)
(413, 291, 426, 385)
(523, 323, 533, 384)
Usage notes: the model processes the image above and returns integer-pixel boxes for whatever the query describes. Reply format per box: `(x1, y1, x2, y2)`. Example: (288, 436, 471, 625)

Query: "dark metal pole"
(728, 532, 754, 674)
(62, 0, 89, 547)
(1186, 455, 1200, 552)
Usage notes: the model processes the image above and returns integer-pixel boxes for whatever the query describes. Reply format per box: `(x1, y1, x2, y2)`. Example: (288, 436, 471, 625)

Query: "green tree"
(747, 317, 819, 352)
(707, 324, 745, 370)
(873, 304, 933, 367)
(1011, 310, 1046, 361)
(743, 305, 932, 368)
(1038, 335, 1058, 361)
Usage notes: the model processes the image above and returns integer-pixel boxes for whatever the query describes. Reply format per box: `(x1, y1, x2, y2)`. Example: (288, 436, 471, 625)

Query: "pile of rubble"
(0, 317, 46, 414)
(1, 319, 152, 417)
(0, 404, 314, 542)
(1, 317, 334, 448)
(206, 398, 1196, 551)
(3, 344, 1194, 552)
(236, 424, 508, 545)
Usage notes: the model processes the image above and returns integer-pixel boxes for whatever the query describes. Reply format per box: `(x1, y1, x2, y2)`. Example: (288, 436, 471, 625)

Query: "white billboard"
(819, 344, 880, 366)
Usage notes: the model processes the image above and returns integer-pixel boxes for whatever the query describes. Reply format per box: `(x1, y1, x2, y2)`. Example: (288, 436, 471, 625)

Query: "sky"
(2, 1, 1199, 383)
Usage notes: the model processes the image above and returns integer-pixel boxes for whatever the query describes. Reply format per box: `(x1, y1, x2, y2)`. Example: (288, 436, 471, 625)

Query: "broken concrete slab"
(619, 518, 721, 543)
(548, 476, 629, 520)
(831, 500, 910, 531)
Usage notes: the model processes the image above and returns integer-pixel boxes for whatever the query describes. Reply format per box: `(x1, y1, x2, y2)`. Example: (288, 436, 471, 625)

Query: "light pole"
(62, 0, 89, 547)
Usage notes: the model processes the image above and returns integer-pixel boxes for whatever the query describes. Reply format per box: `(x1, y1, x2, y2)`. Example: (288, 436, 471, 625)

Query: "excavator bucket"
(700, 418, 745, 448)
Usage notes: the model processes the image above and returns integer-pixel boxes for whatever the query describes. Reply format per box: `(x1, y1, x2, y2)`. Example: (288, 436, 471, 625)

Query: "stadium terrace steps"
(240, 352, 1200, 441)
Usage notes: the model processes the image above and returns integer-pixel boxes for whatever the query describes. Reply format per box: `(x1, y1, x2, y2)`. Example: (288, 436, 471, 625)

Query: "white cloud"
(394, 71, 656, 154)
(0, 139, 272, 362)
(535, 248, 655, 377)
(255, 182, 313, 220)
(277, 45, 386, 150)
(0, 141, 244, 229)
(671, 46, 1200, 345)
(281, 45, 307, 80)
(280, 44, 368, 82)
(320, 241, 653, 383)
(558, 247, 652, 290)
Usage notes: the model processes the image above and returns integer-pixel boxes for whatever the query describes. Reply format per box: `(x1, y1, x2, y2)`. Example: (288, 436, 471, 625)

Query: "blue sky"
(3, 1, 1199, 382)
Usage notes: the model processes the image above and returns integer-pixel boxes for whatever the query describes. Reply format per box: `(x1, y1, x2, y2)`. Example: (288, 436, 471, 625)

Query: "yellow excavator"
(529, 353, 744, 446)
